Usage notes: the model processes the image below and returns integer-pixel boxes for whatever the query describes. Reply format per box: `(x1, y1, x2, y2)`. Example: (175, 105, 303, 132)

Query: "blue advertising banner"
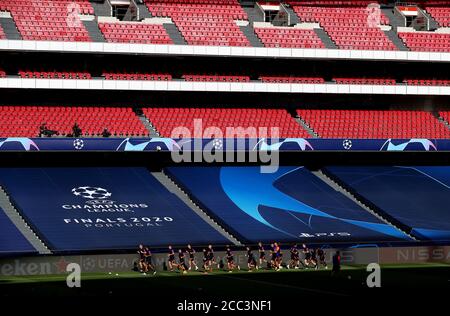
(326, 166, 450, 242)
(166, 166, 413, 244)
(0, 167, 229, 252)
(0, 137, 447, 152)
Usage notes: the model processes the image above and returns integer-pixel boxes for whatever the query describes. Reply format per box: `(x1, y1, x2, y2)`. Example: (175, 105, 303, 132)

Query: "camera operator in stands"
(101, 128, 111, 138)
(72, 122, 82, 137)
(39, 122, 57, 137)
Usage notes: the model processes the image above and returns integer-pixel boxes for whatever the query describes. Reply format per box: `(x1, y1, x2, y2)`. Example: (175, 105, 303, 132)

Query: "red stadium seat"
(0, 106, 149, 137)
(297, 109, 450, 139)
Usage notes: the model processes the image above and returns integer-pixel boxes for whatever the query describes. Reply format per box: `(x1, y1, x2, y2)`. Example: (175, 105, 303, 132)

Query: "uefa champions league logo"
(343, 139, 353, 150)
(73, 139, 84, 150)
(72, 186, 112, 202)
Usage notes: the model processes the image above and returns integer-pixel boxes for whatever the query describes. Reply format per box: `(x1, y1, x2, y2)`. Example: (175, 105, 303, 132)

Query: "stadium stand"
(297, 109, 450, 139)
(253, 27, 325, 49)
(438, 111, 450, 124)
(98, 22, 173, 44)
(405, 79, 450, 86)
(0, 106, 148, 137)
(325, 166, 450, 241)
(425, 6, 450, 27)
(0, 206, 36, 255)
(0, 167, 229, 251)
(143, 108, 310, 138)
(0, 0, 93, 41)
(166, 166, 411, 243)
(182, 74, 250, 82)
(18, 71, 91, 79)
(334, 77, 396, 85)
(290, 2, 398, 50)
(145, 0, 250, 46)
(398, 32, 450, 52)
(103, 72, 172, 81)
(259, 76, 325, 83)
(0, 69, 5, 78)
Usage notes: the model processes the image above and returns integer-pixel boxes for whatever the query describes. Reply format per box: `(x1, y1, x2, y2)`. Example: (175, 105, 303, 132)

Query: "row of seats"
(19, 71, 91, 80)
(334, 77, 396, 85)
(291, 4, 397, 51)
(426, 7, 450, 27)
(398, 32, 450, 52)
(103, 72, 172, 81)
(145, 0, 250, 47)
(7, 71, 450, 86)
(297, 109, 450, 138)
(260, 76, 325, 83)
(143, 107, 311, 138)
(405, 79, 450, 86)
(0, 106, 148, 137)
(1, 0, 92, 42)
(182, 74, 250, 82)
(98, 22, 172, 45)
(254, 27, 324, 49)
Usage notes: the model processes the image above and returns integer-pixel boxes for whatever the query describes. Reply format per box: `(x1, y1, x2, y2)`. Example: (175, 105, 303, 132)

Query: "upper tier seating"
(254, 27, 325, 49)
(398, 32, 450, 52)
(0, 0, 92, 41)
(103, 72, 172, 81)
(98, 22, 172, 44)
(297, 109, 450, 138)
(143, 107, 310, 138)
(291, 3, 397, 50)
(260, 76, 325, 83)
(425, 6, 450, 27)
(145, 0, 250, 46)
(182, 74, 250, 82)
(334, 77, 396, 85)
(0, 106, 148, 137)
(19, 71, 91, 79)
(405, 79, 450, 86)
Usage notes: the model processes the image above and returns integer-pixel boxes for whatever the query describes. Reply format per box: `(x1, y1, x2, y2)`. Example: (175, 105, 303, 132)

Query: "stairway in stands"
(90, 0, 112, 17)
(83, 20, 106, 42)
(382, 7, 409, 51)
(0, 186, 51, 254)
(313, 169, 417, 240)
(163, 23, 187, 45)
(314, 28, 338, 49)
(136, 110, 160, 137)
(151, 171, 242, 246)
(0, 15, 22, 40)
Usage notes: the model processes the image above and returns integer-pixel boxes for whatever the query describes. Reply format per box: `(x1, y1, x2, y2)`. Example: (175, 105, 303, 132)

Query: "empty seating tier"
(405, 79, 450, 86)
(0, 106, 148, 137)
(260, 76, 324, 83)
(103, 72, 172, 81)
(334, 77, 396, 85)
(254, 27, 325, 49)
(145, 0, 250, 46)
(143, 108, 310, 138)
(19, 71, 91, 79)
(182, 74, 249, 82)
(98, 22, 172, 44)
(297, 109, 450, 139)
(398, 32, 450, 52)
(426, 6, 450, 27)
(291, 3, 397, 51)
(0, 0, 92, 41)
